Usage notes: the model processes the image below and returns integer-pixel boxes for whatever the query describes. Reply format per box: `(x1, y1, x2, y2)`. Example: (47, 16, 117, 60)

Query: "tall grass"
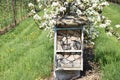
(102, 61, 120, 80)
(0, 17, 53, 80)
(95, 28, 120, 65)
(95, 3, 120, 80)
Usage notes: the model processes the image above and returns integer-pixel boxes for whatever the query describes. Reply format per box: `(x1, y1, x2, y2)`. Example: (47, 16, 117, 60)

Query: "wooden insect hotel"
(54, 16, 88, 80)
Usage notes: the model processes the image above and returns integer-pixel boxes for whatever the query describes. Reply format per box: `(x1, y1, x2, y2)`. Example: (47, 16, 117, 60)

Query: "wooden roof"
(55, 16, 88, 28)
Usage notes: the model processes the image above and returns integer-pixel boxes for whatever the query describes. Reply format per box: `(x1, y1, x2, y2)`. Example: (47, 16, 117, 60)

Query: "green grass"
(0, 17, 53, 80)
(95, 3, 120, 80)
(103, 3, 120, 25)
(102, 3, 120, 34)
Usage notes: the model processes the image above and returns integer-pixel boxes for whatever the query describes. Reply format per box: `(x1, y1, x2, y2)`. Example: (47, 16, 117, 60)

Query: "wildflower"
(115, 24, 120, 28)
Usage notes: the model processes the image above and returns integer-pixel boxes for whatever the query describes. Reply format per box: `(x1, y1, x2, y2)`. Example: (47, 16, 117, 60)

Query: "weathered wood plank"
(56, 68, 82, 70)
(55, 16, 88, 28)
(56, 50, 82, 52)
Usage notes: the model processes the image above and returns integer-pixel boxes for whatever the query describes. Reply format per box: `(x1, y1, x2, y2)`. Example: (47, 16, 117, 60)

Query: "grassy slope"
(95, 3, 120, 80)
(0, 17, 53, 80)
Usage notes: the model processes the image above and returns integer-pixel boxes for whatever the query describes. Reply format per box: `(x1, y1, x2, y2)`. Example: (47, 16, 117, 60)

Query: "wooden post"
(54, 27, 57, 79)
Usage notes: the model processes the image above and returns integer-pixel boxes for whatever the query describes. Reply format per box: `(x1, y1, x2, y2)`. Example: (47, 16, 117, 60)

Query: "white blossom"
(100, 1, 109, 6)
(52, 2, 59, 7)
(82, 0, 89, 3)
(96, 15, 101, 22)
(76, 0, 81, 5)
(91, 0, 99, 3)
(76, 9, 82, 16)
(99, 24, 107, 28)
(59, 7, 66, 12)
(40, 21, 47, 28)
(49, 20, 56, 26)
(92, 3, 97, 8)
(115, 24, 120, 28)
(33, 14, 41, 20)
(118, 37, 120, 40)
(51, 20, 56, 25)
(38, 3, 42, 9)
(97, 5, 103, 10)
(105, 20, 111, 26)
(30, 10, 36, 14)
(102, 16, 105, 19)
(44, 8, 46, 11)
(79, 3, 85, 9)
(106, 32, 112, 36)
(44, 13, 50, 19)
(91, 42, 95, 45)
(29, 0, 111, 41)
(28, 3, 34, 7)
(64, 2, 68, 6)
(37, 0, 40, 3)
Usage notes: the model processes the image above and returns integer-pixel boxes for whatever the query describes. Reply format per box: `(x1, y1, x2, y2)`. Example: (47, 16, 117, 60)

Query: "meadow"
(95, 3, 120, 80)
